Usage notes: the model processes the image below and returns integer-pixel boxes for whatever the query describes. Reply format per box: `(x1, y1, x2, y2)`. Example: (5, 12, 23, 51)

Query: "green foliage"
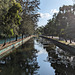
(40, 5, 75, 41)
(10, 29, 14, 36)
(0, 0, 40, 38)
(0, 0, 22, 38)
(18, 0, 40, 35)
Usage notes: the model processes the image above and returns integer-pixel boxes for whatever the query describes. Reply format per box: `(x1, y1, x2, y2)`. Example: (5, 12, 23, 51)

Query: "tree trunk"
(22, 33, 23, 39)
(3, 38, 6, 46)
(65, 39, 67, 42)
(52, 36, 53, 38)
(9, 37, 11, 43)
(16, 35, 18, 41)
(70, 39, 72, 43)
(22, 34, 23, 47)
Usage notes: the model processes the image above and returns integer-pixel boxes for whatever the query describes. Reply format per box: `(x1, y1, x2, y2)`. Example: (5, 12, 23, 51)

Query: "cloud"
(37, 49, 47, 55)
(50, 9, 59, 14)
(38, 9, 58, 19)
(37, 9, 59, 26)
(38, 12, 51, 19)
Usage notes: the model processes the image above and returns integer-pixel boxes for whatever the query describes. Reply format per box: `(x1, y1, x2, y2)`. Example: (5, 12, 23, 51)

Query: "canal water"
(0, 38, 75, 75)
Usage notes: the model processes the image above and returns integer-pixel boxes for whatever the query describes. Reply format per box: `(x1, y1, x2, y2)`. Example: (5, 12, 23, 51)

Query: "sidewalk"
(59, 40, 75, 48)
(0, 35, 35, 50)
(47, 36, 75, 48)
(0, 38, 23, 50)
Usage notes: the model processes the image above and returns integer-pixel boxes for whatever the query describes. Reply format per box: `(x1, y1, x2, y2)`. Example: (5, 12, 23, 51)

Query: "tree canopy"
(0, 0, 40, 38)
(37, 5, 75, 42)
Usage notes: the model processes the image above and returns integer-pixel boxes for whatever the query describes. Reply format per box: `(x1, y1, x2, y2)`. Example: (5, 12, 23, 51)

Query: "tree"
(42, 13, 57, 38)
(0, 1, 22, 43)
(40, 4, 75, 43)
(0, 0, 10, 37)
(17, 0, 40, 37)
(0, 0, 40, 43)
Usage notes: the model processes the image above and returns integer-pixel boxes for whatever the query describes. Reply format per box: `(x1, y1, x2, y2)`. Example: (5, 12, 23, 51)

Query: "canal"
(0, 37, 75, 75)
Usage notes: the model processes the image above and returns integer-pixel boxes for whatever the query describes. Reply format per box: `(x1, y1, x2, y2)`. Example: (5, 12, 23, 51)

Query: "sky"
(38, 0, 73, 27)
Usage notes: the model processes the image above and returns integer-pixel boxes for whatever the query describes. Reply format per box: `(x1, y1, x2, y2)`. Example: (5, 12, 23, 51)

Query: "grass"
(53, 38, 75, 48)
(46, 36, 75, 48)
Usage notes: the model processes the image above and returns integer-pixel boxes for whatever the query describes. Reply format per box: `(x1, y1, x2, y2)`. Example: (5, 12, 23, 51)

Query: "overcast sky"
(38, 0, 73, 27)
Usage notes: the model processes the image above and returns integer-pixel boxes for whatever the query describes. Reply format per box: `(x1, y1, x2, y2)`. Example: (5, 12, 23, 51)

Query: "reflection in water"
(0, 38, 75, 75)
(34, 39, 55, 75)
(0, 39, 39, 75)
(46, 44, 75, 75)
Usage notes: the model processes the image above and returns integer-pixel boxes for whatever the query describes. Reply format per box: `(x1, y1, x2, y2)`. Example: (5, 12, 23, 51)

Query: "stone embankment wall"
(41, 36, 75, 55)
(0, 35, 34, 59)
